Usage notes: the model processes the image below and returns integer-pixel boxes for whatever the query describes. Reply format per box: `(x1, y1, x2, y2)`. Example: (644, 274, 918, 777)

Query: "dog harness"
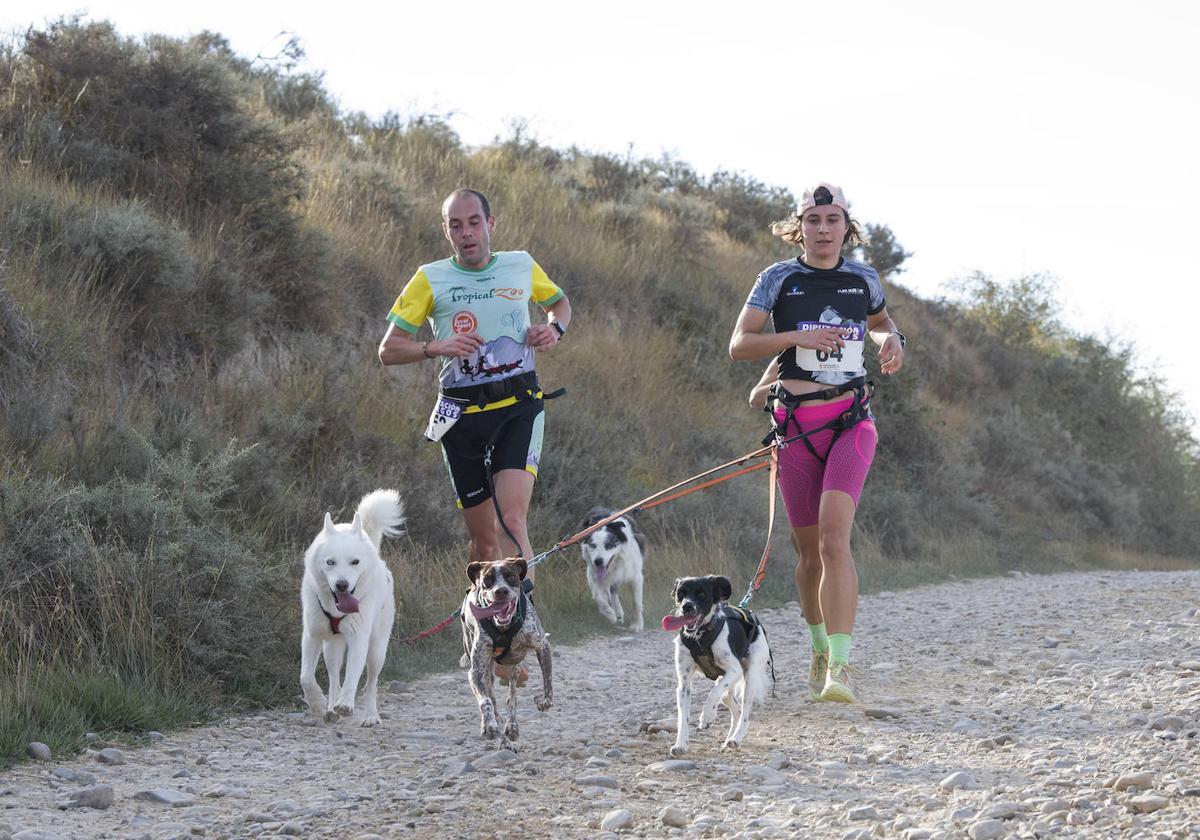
(765, 377, 874, 464)
(476, 583, 534, 663)
(680, 605, 764, 681)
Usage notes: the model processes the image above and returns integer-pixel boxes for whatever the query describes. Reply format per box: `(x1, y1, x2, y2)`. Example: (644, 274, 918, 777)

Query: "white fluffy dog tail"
(356, 489, 405, 551)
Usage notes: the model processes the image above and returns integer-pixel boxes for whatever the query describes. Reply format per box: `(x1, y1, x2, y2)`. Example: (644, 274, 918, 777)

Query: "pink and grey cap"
(798, 182, 850, 213)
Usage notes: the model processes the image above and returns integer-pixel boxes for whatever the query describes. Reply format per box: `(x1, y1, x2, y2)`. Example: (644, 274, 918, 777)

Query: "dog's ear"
(670, 577, 684, 603)
(511, 557, 529, 580)
(467, 561, 486, 584)
(350, 511, 363, 534)
(323, 512, 337, 535)
(609, 519, 627, 537)
(711, 575, 733, 603)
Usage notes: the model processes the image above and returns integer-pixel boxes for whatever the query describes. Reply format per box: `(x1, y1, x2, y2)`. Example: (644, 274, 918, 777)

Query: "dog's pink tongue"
(469, 600, 509, 621)
(661, 614, 691, 632)
(335, 592, 360, 614)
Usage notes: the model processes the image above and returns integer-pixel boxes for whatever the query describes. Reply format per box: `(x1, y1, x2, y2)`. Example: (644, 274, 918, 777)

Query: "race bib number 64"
(794, 322, 865, 373)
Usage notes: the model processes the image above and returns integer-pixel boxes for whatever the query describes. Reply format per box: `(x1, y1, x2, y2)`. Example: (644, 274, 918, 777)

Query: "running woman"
(729, 183, 906, 703)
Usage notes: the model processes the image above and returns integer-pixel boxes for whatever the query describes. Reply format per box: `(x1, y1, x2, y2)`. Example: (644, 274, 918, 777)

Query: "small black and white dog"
(579, 506, 645, 631)
(662, 575, 771, 755)
(459, 558, 552, 750)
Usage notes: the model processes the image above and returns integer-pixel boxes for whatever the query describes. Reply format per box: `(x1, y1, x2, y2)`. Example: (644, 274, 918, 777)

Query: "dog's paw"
(534, 692, 553, 712)
(482, 720, 499, 740)
(358, 713, 381, 728)
(722, 737, 742, 751)
(697, 714, 712, 731)
(669, 743, 689, 757)
(334, 703, 353, 718)
(322, 710, 339, 725)
(503, 720, 520, 741)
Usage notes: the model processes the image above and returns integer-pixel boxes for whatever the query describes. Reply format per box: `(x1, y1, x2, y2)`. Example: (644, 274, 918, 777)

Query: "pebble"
(133, 788, 197, 806)
(1128, 794, 1170, 813)
(601, 809, 634, 831)
(94, 748, 126, 765)
(472, 749, 518, 770)
(661, 805, 690, 827)
(1114, 771, 1155, 791)
(575, 775, 620, 789)
(25, 744, 51, 761)
(967, 819, 1006, 840)
(646, 759, 697, 772)
(939, 771, 975, 791)
(56, 784, 114, 810)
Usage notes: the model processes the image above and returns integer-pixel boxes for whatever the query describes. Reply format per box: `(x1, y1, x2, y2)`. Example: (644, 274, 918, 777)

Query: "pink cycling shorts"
(772, 396, 877, 527)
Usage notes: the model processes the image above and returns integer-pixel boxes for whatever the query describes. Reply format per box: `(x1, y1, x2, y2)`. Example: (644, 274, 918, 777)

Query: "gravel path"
(3, 570, 1199, 840)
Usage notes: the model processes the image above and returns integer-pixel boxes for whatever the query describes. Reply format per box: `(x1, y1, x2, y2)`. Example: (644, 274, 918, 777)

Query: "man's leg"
(492, 468, 535, 578)
(817, 489, 859, 702)
(461, 503, 501, 566)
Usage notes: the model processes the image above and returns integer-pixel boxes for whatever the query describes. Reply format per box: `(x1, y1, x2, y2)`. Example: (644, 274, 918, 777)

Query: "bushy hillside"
(2, 19, 1197, 763)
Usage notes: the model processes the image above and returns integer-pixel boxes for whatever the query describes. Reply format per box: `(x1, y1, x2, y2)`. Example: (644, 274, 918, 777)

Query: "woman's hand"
(789, 326, 852, 352)
(879, 334, 905, 375)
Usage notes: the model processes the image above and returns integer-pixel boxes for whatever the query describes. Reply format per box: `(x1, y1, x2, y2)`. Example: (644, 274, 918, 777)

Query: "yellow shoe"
(820, 660, 855, 703)
(808, 649, 829, 700)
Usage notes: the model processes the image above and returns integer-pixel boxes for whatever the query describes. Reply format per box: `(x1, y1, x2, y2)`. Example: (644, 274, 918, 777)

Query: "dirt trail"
(3, 570, 1199, 839)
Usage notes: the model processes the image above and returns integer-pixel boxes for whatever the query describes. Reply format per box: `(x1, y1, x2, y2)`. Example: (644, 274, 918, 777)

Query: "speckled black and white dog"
(459, 558, 552, 748)
(579, 506, 645, 631)
(662, 575, 771, 755)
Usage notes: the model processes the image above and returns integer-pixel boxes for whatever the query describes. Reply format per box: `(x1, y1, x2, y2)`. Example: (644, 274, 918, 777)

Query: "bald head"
(441, 188, 491, 221)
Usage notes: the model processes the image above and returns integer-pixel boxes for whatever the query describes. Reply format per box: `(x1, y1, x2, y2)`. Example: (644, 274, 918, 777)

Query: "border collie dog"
(579, 506, 645, 631)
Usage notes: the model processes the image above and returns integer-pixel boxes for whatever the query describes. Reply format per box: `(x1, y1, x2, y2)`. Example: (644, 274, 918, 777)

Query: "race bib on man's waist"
(423, 396, 464, 443)
(794, 322, 865, 373)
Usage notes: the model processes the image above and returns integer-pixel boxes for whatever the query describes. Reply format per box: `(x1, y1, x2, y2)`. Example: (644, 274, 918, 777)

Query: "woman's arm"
(749, 358, 780, 410)
(866, 307, 905, 376)
(729, 307, 850, 361)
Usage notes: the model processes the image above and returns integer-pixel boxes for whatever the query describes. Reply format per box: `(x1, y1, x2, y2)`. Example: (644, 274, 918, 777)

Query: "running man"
(379, 188, 572, 576)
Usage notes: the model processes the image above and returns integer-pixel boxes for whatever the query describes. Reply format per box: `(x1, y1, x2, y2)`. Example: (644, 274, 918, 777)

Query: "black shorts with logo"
(441, 397, 545, 509)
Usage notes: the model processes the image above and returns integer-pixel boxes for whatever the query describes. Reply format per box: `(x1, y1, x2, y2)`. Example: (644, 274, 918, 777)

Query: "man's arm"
(527, 294, 572, 351)
(378, 323, 484, 366)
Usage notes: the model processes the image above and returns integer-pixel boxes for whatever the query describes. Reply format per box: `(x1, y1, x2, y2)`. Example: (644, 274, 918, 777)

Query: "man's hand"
(433, 333, 486, 358)
(879, 334, 905, 375)
(789, 327, 851, 352)
(526, 324, 560, 351)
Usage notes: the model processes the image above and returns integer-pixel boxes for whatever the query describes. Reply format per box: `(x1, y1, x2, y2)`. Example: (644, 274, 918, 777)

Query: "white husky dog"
(300, 489, 404, 726)
(579, 506, 645, 631)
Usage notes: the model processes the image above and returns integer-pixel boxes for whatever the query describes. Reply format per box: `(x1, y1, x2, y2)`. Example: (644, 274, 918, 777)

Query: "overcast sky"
(4, 0, 1198, 426)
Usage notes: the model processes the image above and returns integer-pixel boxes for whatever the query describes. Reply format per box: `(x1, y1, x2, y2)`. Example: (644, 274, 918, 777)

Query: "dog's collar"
(321, 607, 343, 634)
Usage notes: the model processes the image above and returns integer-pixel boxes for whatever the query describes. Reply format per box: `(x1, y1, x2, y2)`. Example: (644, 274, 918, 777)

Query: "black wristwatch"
(551, 321, 566, 339)
(892, 331, 907, 350)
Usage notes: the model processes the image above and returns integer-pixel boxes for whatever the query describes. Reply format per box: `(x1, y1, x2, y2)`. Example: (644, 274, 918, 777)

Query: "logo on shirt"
(452, 311, 478, 334)
(838, 288, 865, 295)
(786, 286, 804, 296)
(493, 287, 525, 301)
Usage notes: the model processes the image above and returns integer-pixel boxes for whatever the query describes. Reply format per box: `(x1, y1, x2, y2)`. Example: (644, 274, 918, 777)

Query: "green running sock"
(828, 633, 852, 665)
(808, 622, 829, 654)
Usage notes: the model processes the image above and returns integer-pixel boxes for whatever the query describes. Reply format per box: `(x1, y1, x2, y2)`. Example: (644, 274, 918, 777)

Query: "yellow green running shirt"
(386, 251, 564, 390)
